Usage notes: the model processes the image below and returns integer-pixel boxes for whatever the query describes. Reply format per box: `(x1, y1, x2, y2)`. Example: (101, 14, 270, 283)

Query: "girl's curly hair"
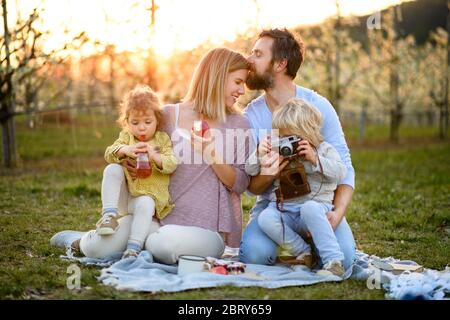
(117, 85, 163, 129)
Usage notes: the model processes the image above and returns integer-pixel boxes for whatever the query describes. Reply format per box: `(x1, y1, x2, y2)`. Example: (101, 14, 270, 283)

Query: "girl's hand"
(122, 159, 137, 178)
(258, 136, 272, 158)
(134, 142, 149, 154)
(118, 142, 148, 159)
(118, 145, 137, 159)
(296, 140, 317, 166)
(147, 145, 160, 161)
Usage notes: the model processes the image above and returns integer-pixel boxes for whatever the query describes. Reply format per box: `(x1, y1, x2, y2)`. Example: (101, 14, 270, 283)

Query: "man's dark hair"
(259, 28, 305, 79)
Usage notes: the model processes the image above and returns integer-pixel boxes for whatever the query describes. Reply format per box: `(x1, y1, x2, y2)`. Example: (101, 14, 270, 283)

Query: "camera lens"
(280, 146, 292, 156)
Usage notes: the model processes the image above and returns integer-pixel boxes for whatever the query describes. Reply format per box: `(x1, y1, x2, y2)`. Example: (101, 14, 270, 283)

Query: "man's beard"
(246, 65, 275, 90)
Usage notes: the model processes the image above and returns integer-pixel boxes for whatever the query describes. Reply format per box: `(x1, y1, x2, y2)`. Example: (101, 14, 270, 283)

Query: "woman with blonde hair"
(51, 48, 253, 264)
(141, 48, 252, 263)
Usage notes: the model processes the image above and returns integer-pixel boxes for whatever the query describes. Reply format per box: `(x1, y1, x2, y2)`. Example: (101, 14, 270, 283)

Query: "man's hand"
(122, 158, 137, 179)
(247, 151, 289, 195)
(326, 210, 343, 231)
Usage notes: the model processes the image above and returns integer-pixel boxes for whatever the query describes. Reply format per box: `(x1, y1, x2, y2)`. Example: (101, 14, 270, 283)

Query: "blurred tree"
(104, 44, 117, 110)
(362, 7, 425, 142)
(298, 3, 364, 117)
(1, 0, 16, 167)
(0, 1, 86, 167)
(426, 26, 449, 139)
(158, 42, 213, 103)
(95, 1, 159, 108)
(15, 28, 85, 129)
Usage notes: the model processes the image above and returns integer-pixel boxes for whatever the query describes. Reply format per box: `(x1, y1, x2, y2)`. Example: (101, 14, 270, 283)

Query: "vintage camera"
(275, 156, 311, 203)
(272, 135, 302, 158)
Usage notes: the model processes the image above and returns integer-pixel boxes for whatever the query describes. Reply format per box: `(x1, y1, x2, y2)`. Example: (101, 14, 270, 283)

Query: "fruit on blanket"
(210, 266, 228, 275)
(192, 120, 209, 137)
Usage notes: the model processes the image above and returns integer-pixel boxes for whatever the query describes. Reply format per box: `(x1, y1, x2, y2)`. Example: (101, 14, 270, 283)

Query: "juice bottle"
(136, 135, 152, 178)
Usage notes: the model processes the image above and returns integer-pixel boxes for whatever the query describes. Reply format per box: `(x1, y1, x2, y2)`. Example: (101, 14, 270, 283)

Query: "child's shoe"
(295, 252, 316, 268)
(70, 238, 82, 256)
(96, 214, 119, 235)
(122, 249, 139, 259)
(276, 251, 317, 268)
(316, 260, 345, 277)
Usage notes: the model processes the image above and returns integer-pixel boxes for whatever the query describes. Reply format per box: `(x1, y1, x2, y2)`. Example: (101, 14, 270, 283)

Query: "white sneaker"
(316, 260, 345, 277)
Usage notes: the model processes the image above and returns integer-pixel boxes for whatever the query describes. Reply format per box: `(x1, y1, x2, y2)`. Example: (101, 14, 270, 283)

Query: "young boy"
(246, 98, 347, 277)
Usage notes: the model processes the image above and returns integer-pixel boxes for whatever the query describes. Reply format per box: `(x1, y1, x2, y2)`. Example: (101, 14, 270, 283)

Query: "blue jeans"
(239, 199, 356, 270)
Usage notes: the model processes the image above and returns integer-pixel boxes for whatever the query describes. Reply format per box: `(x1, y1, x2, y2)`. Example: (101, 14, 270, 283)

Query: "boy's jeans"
(257, 201, 344, 265)
(240, 198, 356, 270)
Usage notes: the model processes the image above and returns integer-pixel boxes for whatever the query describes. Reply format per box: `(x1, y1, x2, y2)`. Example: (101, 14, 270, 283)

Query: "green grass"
(0, 116, 449, 299)
(343, 123, 445, 142)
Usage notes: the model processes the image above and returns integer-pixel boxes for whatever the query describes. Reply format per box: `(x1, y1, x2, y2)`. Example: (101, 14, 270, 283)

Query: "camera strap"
(275, 191, 287, 245)
(275, 146, 324, 244)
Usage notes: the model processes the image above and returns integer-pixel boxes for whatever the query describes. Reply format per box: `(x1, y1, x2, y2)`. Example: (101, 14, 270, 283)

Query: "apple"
(210, 266, 228, 275)
(192, 120, 209, 137)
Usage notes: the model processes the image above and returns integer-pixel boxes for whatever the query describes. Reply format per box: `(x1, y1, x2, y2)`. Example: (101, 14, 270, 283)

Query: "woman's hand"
(296, 140, 317, 166)
(258, 136, 272, 158)
(190, 129, 217, 163)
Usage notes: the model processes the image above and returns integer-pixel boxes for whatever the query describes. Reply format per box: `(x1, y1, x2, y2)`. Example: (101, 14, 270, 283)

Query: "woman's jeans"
(239, 198, 356, 270)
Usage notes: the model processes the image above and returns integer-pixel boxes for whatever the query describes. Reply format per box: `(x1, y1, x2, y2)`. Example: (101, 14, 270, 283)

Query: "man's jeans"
(239, 199, 356, 270)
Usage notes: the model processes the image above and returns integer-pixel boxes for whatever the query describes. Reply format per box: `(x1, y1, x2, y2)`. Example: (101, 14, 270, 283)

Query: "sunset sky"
(10, 0, 408, 57)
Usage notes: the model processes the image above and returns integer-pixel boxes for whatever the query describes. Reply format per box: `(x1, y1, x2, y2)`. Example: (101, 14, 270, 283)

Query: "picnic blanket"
(61, 247, 450, 299)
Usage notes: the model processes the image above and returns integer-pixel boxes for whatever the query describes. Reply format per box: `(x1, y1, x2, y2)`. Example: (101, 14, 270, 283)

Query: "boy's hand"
(297, 140, 317, 166)
(258, 136, 272, 158)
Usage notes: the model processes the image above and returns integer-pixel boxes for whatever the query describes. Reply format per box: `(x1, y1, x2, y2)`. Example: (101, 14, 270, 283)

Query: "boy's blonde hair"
(272, 98, 323, 148)
(117, 85, 163, 129)
(184, 47, 249, 123)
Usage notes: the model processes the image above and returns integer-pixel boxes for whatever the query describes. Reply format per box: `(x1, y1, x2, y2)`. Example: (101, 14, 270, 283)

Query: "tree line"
(1, 0, 449, 167)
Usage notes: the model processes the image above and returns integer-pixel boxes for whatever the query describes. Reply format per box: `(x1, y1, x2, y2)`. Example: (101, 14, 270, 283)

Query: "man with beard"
(239, 28, 356, 274)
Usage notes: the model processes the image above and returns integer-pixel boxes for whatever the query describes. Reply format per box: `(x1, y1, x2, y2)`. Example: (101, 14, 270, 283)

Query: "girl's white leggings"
(80, 164, 225, 263)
